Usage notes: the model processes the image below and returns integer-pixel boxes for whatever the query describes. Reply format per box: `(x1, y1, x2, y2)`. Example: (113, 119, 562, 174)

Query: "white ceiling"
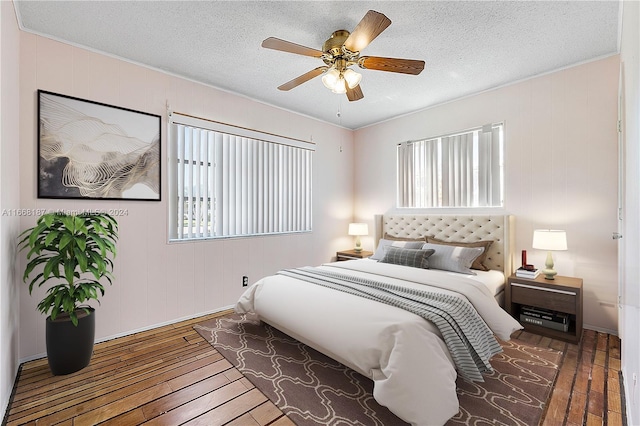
(14, 1, 620, 129)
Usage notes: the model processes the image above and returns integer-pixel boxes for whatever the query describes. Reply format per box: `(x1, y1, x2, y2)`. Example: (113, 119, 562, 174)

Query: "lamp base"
(543, 251, 557, 279)
(354, 235, 362, 252)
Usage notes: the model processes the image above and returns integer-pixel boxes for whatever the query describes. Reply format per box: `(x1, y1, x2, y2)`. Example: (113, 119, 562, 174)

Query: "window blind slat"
(222, 134, 231, 236)
(194, 129, 202, 237)
(206, 132, 214, 237)
(293, 147, 297, 231)
(214, 133, 224, 236)
(186, 128, 195, 238)
(176, 125, 185, 239)
(257, 142, 264, 234)
(275, 145, 281, 232)
(294, 147, 300, 231)
(285, 146, 289, 232)
(247, 138, 254, 235)
(267, 143, 274, 232)
(490, 127, 502, 206)
(240, 137, 248, 235)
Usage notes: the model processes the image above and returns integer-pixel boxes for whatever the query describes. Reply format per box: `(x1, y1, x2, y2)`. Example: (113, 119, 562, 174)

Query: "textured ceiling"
(14, 1, 620, 129)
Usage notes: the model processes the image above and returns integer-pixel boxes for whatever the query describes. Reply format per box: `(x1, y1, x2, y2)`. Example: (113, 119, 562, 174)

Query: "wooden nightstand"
(336, 249, 373, 261)
(505, 274, 583, 343)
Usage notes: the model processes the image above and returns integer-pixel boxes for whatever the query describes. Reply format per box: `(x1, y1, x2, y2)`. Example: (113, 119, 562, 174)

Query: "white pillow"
(370, 239, 425, 261)
(421, 243, 485, 275)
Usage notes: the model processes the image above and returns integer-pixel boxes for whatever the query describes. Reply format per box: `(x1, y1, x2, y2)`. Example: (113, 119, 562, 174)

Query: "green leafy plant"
(18, 212, 118, 326)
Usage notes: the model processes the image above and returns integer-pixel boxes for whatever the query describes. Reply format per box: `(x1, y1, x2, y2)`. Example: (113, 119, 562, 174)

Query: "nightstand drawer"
(511, 282, 577, 314)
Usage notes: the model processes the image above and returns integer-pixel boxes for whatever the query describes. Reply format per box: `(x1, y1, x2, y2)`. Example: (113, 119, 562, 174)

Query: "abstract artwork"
(37, 90, 161, 201)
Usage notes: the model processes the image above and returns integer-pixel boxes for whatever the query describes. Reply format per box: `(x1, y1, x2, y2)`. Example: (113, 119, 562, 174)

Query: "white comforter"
(235, 260, 522, 426)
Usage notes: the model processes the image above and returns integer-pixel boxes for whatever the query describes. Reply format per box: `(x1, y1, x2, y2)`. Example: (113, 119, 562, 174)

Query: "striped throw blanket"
(277, 266, 502, 382)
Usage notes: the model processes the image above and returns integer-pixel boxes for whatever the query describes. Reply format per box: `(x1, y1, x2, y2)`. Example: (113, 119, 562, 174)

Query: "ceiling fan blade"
(277, 66, 328, 91)
(262, 37, 324, 58)
(358, 56, 425, 75)
(346, 84, 364, 102)
(343, 10, 392, 53)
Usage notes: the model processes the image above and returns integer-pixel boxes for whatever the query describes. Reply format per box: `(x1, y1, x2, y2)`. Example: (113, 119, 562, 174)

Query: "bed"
(236, 214, 522, 426)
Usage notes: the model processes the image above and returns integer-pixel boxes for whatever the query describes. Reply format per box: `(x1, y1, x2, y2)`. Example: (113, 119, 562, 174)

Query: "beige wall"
(353, 55, 620, 333)
(17, 33, 355, 360)
(0, 0, 22, 419)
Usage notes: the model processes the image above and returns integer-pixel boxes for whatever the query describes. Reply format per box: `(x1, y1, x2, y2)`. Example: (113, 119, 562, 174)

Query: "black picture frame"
(37, 90, 161, 201)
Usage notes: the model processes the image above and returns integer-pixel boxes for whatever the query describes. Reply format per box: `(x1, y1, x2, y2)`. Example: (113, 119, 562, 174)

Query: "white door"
(616, 65, 624, 338)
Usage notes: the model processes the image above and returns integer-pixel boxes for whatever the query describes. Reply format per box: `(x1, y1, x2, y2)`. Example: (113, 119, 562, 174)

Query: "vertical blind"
(168, 113, 313, 240)
(397, 123, 503, 208)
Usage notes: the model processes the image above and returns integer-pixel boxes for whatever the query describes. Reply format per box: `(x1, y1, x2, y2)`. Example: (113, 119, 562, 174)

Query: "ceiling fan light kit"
(321, 67, 362, 94)
(262, 10, 425, 102)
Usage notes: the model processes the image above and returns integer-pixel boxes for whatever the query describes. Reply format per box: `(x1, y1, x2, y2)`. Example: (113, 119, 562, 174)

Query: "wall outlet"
(242, 276, 249, 287)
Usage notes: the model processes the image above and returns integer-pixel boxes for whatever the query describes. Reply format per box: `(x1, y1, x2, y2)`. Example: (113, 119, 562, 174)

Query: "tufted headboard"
(374, 214, 515, 274)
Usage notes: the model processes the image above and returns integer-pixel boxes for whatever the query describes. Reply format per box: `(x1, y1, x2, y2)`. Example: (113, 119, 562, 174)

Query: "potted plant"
(18, 212, 118, 375)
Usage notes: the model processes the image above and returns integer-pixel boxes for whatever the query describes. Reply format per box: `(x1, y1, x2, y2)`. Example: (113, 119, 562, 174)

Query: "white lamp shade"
(348, 223, 368, 236)
(343, 69, 362, 89)
(321, 68, 340, 90)
(331, 78, 347, 94)
(532, 229, 568, 251)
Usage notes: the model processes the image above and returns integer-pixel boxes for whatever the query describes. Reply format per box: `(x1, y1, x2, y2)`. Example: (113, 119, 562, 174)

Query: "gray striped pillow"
(422, 243, 484, 275)
(380, 246, 435, 269)
(370, 239, 426, 260)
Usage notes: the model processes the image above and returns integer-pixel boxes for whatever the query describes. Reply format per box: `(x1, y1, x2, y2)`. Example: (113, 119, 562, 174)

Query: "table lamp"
(348, 223, 368, 252)
(532, 229, 568, 280)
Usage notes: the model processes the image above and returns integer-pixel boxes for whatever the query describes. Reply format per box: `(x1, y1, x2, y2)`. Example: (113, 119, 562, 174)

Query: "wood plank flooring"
(515, 328, 626, 426)
(3, 312, 626, 426)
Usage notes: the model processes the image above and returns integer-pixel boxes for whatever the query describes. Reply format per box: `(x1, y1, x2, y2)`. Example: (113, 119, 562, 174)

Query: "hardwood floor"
(516, 328, 626, 426)
(3, 312, 626, 426)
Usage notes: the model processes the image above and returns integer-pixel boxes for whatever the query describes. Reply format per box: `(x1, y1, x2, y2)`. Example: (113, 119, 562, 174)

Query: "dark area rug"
(194, 313, 562, 426)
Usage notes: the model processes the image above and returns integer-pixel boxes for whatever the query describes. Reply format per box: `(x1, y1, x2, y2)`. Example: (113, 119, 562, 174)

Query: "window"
(397, 123, 503, 208)
(168, 113, 313, 240)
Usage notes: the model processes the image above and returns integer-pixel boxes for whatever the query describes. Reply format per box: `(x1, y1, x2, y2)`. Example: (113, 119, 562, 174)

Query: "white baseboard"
(583, 324, 618, 336)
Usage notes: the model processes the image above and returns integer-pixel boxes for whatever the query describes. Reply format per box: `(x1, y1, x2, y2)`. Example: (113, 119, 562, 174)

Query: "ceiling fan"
(262, 10, 425, 102)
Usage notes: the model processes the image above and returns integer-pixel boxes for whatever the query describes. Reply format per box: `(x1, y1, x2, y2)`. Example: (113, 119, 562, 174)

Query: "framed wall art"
(37, 90, 161, 201)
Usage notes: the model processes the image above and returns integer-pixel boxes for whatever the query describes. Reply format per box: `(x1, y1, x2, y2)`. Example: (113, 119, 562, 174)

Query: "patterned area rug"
(447, 339, 561, 426)
(194, 314, 562, 426)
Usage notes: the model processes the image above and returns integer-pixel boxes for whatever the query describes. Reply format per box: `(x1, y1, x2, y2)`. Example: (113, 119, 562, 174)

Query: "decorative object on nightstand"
(348, 223, 368, 252)
(515, 266, 540, 279)
(517, 249, 538, 276)
(532, 229, 567, 280)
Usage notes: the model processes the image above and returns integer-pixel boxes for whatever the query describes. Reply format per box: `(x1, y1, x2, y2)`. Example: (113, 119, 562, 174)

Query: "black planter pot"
(45, 307, 95, 375)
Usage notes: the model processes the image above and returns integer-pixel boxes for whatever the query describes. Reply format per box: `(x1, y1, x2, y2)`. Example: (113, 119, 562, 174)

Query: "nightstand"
(336, 249, 373, 261)
(505, 274, 583, 343)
